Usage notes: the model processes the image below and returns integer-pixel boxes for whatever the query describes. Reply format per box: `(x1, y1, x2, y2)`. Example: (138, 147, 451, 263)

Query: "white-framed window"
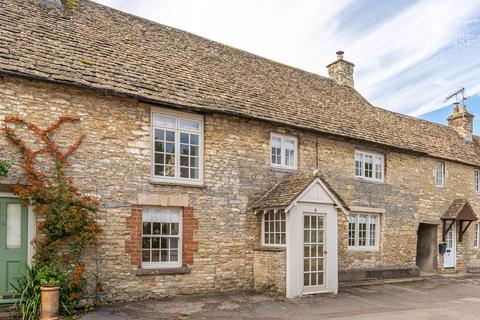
(354, 151, 384, 182)
(262, 209, 286, 246)
(348, 213, 380, 250)
(142, 207, 182, 269)
(474, 223, 480, 248)
(151, 108, 203, 185)
(435, 162, 445, 188)
(270, 133, 298, 169)
(475, 169, 480, 193)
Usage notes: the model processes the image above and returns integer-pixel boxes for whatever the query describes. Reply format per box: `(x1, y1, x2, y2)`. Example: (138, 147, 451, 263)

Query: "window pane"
(190, 168, 199, 179)
(6, 204, 22, 249)
(142, 238, 151, 249)
(180, 167, 189, 178)
(142, 250, 150, 262)
(369, 215, 378, 246)
(171, 223, 179, 235)
(348, 215, 356, 247)
(152, 238, 160, 249)
(364, 155, 373, 178)
(180, 133, 189, 144)
(154, 114, 177, 128)
(152, 250, 160, 262)
(358, 215, 367, 246)
(154, 165, 164, 176)
(143, 222, 152, 235)
(179, 119, 201, 131)
(170, 250, 179, 261)
(190, 134, 199, 145)
(355, 153, 363, 177)
(154, 129, 164, 140)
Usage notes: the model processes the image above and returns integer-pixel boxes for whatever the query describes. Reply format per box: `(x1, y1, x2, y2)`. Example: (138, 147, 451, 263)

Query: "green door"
(0, 197, 28, 300)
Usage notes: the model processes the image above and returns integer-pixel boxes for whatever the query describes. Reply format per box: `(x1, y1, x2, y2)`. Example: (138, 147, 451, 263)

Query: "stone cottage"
(1, 0, 480, 302)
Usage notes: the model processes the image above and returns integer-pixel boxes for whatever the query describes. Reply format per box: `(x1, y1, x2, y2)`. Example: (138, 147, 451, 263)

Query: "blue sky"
(93, 0, 480, 132)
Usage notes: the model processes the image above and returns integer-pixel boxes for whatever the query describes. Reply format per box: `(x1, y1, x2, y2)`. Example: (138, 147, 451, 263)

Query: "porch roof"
(443, 199, 478, 221)
(252, 171, 349, 211)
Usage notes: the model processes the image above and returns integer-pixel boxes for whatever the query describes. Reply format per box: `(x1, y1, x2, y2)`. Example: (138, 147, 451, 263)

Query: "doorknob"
(323, 251, 327, 254)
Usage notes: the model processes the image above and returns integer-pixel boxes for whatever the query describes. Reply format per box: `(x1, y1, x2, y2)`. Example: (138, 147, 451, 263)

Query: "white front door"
(302, 213, 326, 294)
(444, 222, 456, 268)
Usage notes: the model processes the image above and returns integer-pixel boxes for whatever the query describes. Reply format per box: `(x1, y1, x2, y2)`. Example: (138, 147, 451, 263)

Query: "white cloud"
(93, 0, 480, 117)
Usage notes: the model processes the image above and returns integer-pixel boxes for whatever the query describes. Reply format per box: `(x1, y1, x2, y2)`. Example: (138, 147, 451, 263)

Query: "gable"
(298, 181, 335, 205)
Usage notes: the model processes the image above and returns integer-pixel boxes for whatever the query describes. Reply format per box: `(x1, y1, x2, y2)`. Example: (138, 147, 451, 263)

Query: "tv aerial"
(443, 87, 468, 105)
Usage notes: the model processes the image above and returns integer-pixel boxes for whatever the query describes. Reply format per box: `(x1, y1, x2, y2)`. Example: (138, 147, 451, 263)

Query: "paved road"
(82, 275, 480, 319)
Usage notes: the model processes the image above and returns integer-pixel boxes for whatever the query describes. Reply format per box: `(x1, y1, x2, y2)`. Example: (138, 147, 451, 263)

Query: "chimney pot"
(453, 102, 459, 113)
(336, 51, 344, 60)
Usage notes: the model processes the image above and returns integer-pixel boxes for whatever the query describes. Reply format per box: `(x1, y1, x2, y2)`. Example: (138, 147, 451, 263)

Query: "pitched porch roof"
(252, 171, 348, 212)
(443, 199, 478, 221)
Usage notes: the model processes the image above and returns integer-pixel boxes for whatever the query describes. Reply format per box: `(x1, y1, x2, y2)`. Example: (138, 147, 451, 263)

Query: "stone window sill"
(254, 245, 286, 252)
(270, 167, 299, 174)
(149, 179, 206, 188)
(135, 267, 191, 276)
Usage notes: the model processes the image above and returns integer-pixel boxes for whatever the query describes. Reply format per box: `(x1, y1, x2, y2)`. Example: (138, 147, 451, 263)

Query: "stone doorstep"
(340, 272, 477, 288)
(0, 304, 18, 320)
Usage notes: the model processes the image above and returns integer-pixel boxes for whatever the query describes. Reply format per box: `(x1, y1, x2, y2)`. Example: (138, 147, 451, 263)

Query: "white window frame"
(354, 151, 384, 182)
(151, 107, 204, 185)
(269, 133, 298, 170)
(141, 207, 183, 269)
(475, 169, 480, 193)
(435, 162, 445, 188)
(261, 209, 287, 247)
(347, 213, 380, 251)
(474, 222, 480, 249)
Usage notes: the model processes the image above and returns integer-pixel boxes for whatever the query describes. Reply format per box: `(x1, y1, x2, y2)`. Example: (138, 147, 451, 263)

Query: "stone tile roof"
(252, 171, 348, 210)
(443, 199, 478, 221)
(1, 0, 480, 166)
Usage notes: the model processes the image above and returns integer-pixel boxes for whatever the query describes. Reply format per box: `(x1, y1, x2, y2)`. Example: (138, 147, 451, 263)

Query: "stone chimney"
(326, 51, 355, 87)
(447, 102, 474, 141)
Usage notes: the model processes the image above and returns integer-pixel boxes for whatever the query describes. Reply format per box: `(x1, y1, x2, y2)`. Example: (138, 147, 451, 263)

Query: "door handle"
(323, 251, 327, 254)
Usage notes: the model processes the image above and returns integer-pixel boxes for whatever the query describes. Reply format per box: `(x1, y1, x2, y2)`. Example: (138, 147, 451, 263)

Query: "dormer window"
(354, 151, 384, 182)
(270, 133, 297, 170)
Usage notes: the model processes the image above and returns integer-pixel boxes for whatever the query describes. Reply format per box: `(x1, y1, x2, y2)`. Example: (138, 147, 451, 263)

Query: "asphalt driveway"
(81, 274, 480, 320)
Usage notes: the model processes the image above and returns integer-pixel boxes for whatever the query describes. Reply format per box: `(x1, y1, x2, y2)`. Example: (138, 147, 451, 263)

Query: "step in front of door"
(0, 304, 18, 320)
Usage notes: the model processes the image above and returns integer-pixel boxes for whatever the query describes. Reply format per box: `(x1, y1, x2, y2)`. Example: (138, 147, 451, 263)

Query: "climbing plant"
(0, 158, 12, 177)
(2, 116, 102, 313)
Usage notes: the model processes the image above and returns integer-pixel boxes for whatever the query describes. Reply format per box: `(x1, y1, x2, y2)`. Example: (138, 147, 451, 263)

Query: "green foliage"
(12, 263, 74, 320)
(0, 158, 12, 177)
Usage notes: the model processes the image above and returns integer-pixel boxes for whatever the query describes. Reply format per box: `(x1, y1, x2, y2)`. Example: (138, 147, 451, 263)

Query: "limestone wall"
(1, 76, 480, 301)
(253, 248, 286, 294)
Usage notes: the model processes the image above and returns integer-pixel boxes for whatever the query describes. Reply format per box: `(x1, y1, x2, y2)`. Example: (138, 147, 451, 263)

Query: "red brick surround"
(126, 205, 198, 268)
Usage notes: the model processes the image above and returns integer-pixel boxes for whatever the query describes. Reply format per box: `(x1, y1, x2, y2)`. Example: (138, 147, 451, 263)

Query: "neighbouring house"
(1, 0, 480, 303)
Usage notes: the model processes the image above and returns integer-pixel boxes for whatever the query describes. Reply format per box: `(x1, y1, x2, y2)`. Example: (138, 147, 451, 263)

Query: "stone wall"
(1, 75, 480, 301)
(253, 248, 286, 294)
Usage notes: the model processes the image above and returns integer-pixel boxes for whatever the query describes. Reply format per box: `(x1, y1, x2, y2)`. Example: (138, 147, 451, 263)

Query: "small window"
(270, 133, 298, 169)
(474, 223, 480, 248)
(435, 162, 445, 188)
(355, 151, 384, 182)
(475, 169, 480, 193)
(262, 210, 286, 246)
(142, 207, 182, 269)
(152, 108, 203, 184)
(348, 213, 380, 250)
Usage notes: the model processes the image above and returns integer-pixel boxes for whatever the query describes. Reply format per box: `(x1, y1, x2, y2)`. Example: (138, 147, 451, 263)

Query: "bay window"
(151, 109, 203, 184)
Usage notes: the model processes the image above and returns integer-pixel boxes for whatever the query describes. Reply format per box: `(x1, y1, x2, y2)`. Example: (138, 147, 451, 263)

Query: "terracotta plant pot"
(40, 285, 60, 320)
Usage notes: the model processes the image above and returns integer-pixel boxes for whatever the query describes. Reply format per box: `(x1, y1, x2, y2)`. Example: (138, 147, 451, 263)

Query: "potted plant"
(38, 265, 63, 320)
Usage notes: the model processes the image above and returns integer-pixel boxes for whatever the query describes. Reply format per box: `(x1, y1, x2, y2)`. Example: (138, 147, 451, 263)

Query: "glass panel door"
(303, 213, 326, 293)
